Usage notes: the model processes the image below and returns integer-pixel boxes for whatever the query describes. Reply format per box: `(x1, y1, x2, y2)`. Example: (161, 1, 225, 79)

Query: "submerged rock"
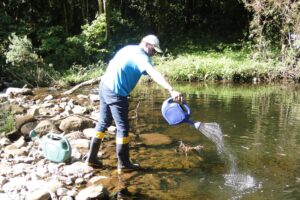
(139, 133, 172, 146)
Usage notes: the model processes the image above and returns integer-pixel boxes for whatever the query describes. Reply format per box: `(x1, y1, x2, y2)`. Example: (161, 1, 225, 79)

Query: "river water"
(116, 82, 300, 200)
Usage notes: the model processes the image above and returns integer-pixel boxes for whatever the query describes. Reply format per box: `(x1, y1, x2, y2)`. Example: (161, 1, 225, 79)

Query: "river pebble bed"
(0, 87, 206, 200)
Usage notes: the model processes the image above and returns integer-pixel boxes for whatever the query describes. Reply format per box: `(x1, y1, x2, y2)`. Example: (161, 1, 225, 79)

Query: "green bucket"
(40, 133, 72, 163)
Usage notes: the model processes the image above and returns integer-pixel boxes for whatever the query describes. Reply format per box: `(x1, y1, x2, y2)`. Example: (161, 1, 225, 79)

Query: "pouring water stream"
(162, 98, 260, 198)
(194, 121, 261, 198)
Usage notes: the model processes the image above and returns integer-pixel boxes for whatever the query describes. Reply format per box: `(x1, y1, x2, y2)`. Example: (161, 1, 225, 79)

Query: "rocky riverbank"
(0, 87, 174, 200)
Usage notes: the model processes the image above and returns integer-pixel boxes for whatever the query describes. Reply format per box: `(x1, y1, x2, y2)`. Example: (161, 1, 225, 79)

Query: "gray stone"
(15, 114, 35, 130)
(20, 121, 38, 135)
(5, 87, 33, 96)
(0, 138, 11, 146)
(89, 94, 99, 102)
(27, 107, 40, 117)
(4, 144, 27, 157)
(70, 139, 89, 149)
(43, 95, 54, 101)
(82, 128, 95, 139)
(59, 116, 94, 132)
(62, 162, 93, 176)
(0, 176, 8, 189)
(34, 120, 59, 135)
(72, 105, 87, 115)
(13, 136, 26, 148)
(0, 193, 10, 199)
(75, 185, 109, 200)
(10, 104, 26, 114)
(26, 188, 50, 200)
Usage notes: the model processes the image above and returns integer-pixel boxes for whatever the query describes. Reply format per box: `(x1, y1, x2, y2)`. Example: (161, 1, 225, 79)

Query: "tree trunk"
(120, 0, 127, 18)
(82, 0, 86, 21)
(62, 0, 69, 33)
(98, 0, 104, 14)
(104, 0, 111, 42)
(68, 0, 74, 33)
(86, 0, 89, 20)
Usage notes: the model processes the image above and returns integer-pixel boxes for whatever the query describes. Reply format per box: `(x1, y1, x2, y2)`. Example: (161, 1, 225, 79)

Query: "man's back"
(102, 45, 152, 96)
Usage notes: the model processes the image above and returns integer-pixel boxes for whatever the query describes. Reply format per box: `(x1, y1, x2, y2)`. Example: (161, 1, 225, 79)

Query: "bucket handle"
(46, 133, 71, 151)
(167, 97, 191, 116)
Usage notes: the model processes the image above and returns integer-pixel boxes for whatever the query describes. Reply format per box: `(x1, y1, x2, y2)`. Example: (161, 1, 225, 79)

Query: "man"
(86, 35, 183, 173)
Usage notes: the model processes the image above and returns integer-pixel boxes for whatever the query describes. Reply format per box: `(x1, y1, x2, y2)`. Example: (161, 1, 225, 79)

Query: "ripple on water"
(224, 173, 261, 199)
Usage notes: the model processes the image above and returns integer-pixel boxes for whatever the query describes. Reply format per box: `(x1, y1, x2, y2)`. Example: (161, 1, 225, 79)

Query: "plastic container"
(161, 97, 201, 129)
(30, 130, 72, 163)
(161, 97, 191, 125)
(41, 133, 71, 163)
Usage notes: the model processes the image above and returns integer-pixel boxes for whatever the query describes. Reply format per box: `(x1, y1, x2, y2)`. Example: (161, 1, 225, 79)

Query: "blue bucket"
(161, 97, 191, 125)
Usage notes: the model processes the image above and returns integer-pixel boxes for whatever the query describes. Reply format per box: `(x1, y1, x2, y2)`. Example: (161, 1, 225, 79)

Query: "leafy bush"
(37, 26, 70, 70)
(4, 33, 58, 86)
(242, 0, 300, 79)
(80, 14, 109, 62)
(36, 15, 109, 71)
(5, 33, 40, 65)
(37, 26, 92, 70)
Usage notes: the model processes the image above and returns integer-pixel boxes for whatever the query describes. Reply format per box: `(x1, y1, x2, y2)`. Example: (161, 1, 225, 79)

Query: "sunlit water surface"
(86, 82, 300, 200)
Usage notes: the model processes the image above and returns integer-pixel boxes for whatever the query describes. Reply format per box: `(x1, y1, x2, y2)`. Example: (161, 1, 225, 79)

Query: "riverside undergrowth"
(154, 42, 277, 83)
(0, 110, 14, 134)
(55, 38, 293, 86)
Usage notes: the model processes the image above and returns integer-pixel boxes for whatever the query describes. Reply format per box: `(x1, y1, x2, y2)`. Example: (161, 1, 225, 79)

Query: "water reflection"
(84, 83, 300, 199)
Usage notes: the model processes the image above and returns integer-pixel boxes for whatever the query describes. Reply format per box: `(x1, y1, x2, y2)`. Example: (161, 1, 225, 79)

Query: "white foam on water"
(224, 173, 259, 191)
(224, 173, 261, 200)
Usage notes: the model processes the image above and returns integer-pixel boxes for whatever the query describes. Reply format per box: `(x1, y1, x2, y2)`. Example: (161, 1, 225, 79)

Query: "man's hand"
(170, 89, 183, 103)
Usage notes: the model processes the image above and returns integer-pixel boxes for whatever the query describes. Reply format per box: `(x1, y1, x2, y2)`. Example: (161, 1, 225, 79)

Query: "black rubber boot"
(86, 137, 103, 168)
(117, 144, 141, 173)
(116, 188, 132, 199)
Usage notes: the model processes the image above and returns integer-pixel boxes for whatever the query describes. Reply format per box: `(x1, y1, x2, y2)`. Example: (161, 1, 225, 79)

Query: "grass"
(56, 36, 286, 86)
(154, 41, 276, 82)
(0, 110, 14, 134)
(56, 61, 106, 87)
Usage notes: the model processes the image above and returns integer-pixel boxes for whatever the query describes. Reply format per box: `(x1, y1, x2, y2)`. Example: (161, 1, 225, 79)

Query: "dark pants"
(95, 82, 132, 168)
(96, 82, 130, 139)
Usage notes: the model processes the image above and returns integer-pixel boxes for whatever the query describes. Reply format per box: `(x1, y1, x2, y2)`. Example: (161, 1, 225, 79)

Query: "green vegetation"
(0, 1, 299, 87)
(155, 42, 275, 82)
(0, 110, 14, 134)
(57, 62, 106, 87)
(4, 33, 58, 87)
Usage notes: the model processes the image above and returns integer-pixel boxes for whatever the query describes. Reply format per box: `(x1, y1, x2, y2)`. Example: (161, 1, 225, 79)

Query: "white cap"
(141, 35, 162, 53)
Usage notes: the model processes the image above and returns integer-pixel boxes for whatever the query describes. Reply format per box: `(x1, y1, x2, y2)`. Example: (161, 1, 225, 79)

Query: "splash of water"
(195, 121, 260, 197)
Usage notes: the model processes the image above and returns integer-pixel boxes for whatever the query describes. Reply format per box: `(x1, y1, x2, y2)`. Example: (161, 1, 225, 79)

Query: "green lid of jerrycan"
(41, 133, 72, 163)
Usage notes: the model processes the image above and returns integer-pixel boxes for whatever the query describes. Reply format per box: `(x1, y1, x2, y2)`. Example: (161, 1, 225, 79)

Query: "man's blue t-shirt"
(102, 45, 153, 96)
